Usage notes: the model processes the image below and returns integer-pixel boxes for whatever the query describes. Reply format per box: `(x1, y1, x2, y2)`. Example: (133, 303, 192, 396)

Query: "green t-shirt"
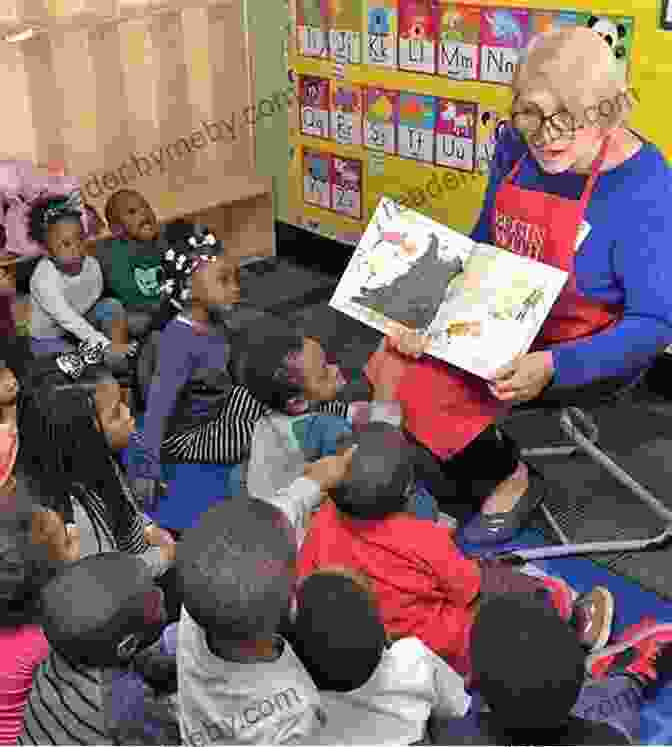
(101, 239, 163, 310)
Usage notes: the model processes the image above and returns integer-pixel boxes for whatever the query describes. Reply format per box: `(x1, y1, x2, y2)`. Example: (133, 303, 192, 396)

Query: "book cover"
(330, 156, 362, 220)
(297, 0, 330, 58)
(398, 0, 436, 74)
(330, 81, 363, 146)
(303, 149, 331, 210)
(436, 99, 476, 171)
(329, 197, 568, 380)
(299, 75, 330, 139)
(329, 0, 362, 64)
(364, 87, 399, 154)
(435, 2, 481, 80)
(398, 93, 437, 163)
(479, 7, 530, 85)
(366, 0, 398, 67)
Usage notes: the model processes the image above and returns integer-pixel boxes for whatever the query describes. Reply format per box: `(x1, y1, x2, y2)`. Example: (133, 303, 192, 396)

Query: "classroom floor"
(168, 248, 672, 742)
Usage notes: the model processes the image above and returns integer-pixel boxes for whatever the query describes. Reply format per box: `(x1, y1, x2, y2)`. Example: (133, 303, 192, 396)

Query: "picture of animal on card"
(350, 229, 467, 330)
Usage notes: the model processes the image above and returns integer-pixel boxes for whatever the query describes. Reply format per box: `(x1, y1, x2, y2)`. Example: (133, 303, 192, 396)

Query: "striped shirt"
(18, 649, 180, 745)
(70, 466, 171, 579)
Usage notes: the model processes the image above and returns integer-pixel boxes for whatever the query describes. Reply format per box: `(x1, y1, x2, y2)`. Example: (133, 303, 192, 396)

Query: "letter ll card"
(436, 99, 476, 171)
(366, 0, 398, 67)
(330, 0, 362, 64)
(479, 8, 530, 84)
(299, 76, 330, 139)
(435, 3, 480, 80)
(330, 81, 363, 146)
(331, 156, 362, 219)
(399, 0, 436, 74)
(297, 0, 329, 57)
(398, 93, 436, 163)
(303, 149, 331, 210)
(364, 87, 398, 154)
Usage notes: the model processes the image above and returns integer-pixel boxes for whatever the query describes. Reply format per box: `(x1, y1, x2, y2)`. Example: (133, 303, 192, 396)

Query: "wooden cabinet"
(0, 0, 274, 260)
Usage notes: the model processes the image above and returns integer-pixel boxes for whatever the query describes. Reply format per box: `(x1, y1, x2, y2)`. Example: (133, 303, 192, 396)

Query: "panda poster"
(479, 7, 530, 84)
(398, 0, 437, 75)
(329, 197, 568, 380)
(576, 14, 633, 84)
(297, 0, 330, 58)
(329, 0, 362, 65)
(436, 100, 477, 171)
(364, 87, 399, 154)
(435, 3, 481, 81)
(366, 0, 398, 67)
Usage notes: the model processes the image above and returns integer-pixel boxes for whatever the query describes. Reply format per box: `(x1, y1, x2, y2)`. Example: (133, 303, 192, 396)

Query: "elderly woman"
(366, 27, 672, 545)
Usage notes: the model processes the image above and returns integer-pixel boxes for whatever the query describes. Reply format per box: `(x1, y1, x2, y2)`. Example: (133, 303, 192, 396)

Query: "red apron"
(365, 137, 622, 460)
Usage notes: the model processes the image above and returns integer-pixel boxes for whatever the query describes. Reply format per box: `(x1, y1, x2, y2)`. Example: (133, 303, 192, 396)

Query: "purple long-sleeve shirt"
(471, 128, 672, 389)
(133, 316, 234, 479)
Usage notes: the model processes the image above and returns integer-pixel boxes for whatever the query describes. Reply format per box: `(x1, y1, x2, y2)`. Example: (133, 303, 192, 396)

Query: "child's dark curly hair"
(27, 194, 83, 248)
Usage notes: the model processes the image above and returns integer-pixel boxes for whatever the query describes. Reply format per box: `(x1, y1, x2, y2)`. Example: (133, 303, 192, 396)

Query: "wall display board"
(287, 0, 650, 247)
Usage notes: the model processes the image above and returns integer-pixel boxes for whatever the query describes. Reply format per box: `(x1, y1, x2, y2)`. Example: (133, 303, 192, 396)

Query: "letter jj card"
(297, 0, 329, 57)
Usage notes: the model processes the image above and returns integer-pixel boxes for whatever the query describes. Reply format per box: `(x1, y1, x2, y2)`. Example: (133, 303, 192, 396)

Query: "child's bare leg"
(109, 315, 129, 346)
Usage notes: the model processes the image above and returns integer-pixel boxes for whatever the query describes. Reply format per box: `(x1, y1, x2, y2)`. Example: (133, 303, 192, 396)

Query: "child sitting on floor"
(234, 317, 439, 541)
(176, 494, 348, 745)
(125, 238, 268, 509)
(0, 486, 80, 745)
(97, 189, 215, 338)
(27, 193, 135, 371)
(291, 567, 471, 745)
(19, 552, 180, 745)
(431, 593, 672, 745)
(297, 422, 616, 681)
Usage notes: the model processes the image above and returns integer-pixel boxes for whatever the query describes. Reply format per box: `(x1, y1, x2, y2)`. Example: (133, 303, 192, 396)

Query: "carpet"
(283, 296, 672, 601)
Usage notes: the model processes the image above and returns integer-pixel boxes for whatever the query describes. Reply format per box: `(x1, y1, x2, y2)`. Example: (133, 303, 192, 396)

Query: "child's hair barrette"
(42, 190, 84, 227)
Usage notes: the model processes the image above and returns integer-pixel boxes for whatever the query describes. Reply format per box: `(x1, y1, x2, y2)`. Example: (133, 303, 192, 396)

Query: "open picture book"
(329, 197, 569, 380)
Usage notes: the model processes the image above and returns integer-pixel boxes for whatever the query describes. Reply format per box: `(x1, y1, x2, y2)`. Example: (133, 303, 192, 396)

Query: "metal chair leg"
(496, 408, 672, 560)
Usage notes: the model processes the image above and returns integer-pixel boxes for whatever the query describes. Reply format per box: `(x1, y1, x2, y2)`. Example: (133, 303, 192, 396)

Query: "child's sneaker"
(586, 618, 672, 692)
(570, 587, 614, 652)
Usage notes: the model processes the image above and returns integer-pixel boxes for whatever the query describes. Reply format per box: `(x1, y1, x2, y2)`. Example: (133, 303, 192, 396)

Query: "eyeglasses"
(511, 104, 577, 142)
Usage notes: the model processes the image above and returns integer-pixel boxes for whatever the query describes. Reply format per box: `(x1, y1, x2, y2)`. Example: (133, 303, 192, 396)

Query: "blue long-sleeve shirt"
(470, 128, 672, 389)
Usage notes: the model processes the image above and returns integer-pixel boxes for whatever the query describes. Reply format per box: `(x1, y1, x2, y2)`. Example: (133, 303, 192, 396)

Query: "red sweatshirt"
(297, 500, 481, 677)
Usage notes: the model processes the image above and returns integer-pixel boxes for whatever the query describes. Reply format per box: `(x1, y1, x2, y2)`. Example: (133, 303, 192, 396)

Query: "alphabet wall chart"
(288, 0, 635, 245)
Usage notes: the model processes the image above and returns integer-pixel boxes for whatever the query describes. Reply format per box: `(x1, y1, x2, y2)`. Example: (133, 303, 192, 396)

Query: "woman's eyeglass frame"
(510, 96, 583, 144)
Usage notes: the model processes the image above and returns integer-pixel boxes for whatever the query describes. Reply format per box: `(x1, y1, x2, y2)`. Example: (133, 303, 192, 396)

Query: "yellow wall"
(287, 0, 670, 243)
